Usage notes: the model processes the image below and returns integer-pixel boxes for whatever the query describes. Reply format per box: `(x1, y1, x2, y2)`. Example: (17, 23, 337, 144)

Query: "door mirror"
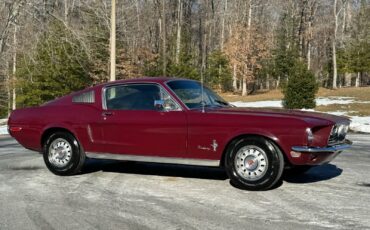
(154, 100, 165, 110)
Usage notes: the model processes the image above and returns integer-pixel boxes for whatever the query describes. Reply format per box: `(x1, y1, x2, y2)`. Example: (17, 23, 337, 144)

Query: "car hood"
(208, 107, 350, 126)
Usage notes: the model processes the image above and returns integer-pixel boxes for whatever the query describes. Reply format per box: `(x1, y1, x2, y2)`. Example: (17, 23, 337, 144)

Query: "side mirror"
(154, 100, 165, 110)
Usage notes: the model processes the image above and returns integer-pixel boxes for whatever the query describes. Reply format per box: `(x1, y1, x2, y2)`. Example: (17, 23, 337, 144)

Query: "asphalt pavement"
(0, 133, 369, 230)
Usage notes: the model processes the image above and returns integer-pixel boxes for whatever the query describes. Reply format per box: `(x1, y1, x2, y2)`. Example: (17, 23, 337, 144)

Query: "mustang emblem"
(211, 140, 218, 152)
(197, 140, 218, 152)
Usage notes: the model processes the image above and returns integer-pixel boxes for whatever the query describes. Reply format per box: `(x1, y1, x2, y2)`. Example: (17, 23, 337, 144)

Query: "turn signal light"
(290, 151, 301, 158)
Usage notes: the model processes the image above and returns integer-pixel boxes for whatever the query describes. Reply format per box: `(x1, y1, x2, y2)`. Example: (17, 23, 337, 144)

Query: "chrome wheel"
(48, 138, 72, 168)
(234, 145, 268, 181)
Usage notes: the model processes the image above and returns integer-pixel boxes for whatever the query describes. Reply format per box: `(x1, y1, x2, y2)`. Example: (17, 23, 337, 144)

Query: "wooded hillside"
(0, 0, 369, 117)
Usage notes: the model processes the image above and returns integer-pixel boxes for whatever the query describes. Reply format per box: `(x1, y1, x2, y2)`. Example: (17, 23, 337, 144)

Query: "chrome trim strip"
(86, 152, 220, 167)
(292, 139, 352, 153)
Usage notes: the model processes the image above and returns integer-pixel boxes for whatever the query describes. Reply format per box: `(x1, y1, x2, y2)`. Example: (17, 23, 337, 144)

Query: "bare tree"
(175, 0, 183, 64)
(110, 0, 116, 81)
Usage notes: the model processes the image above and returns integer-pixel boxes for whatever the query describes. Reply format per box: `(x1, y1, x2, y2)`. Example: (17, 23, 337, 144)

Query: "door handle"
(102, 111, 114, 116)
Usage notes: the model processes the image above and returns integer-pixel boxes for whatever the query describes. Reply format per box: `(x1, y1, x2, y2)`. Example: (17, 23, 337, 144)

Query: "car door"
(99, 83, 187, 157)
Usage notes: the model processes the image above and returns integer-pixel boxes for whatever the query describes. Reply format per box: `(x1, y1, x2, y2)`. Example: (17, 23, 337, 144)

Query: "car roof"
(98, 77, 193, 88)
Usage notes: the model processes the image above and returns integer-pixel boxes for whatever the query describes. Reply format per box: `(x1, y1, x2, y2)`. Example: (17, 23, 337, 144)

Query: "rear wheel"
(43, 132, 85, 176)
(225, 136, 284, 191)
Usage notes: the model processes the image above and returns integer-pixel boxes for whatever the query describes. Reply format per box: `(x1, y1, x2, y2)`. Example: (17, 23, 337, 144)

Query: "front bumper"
(290, 139, 352, 165)
(292, 139, 352, 153)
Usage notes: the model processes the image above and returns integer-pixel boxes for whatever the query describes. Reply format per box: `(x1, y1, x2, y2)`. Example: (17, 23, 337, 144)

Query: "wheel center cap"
(244, 156, 258, 171)
(56, 147, 65, 159)
(247, 159, 255, 166)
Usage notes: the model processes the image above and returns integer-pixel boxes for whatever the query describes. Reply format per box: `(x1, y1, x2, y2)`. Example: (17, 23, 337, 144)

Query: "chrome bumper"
(292, 139, 352, 153)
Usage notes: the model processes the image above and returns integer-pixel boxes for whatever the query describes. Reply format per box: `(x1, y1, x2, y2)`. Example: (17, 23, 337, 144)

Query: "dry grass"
(221, 87, 370, 116)
(316, 103, 370, 116)
(221, 89, 283, 102)
(317, 87, 370, 101)
(221, 87, 370, 102)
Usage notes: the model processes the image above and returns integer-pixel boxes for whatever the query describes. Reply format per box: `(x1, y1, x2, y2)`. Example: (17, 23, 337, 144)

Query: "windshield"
(166, 80, 230, 109)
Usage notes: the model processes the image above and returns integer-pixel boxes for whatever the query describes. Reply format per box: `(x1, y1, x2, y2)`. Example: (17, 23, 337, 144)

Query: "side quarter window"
(72, 90, 95, 103)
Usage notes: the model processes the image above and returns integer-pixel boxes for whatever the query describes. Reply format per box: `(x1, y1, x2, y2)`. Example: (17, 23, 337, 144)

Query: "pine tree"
(205, 51, 232, 91)
(16, 20, 92, 107)
(282, 60, 319, 109)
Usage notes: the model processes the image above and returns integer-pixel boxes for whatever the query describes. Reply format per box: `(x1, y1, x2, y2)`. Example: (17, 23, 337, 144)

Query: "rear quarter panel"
(8, 87, 103, 152)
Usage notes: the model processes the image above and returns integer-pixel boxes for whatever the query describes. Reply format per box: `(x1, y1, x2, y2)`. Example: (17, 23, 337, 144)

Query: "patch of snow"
(348, 116, 370, 133)
(231, 100, 282, 108)
(0, 119, 9, 135)
(231, 97, 363, 108)
(0, 125, 8, 135)
(316, 97, 354, 106)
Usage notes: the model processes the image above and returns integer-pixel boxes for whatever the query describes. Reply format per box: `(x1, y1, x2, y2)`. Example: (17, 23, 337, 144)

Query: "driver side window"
(105, 84, 180, 111)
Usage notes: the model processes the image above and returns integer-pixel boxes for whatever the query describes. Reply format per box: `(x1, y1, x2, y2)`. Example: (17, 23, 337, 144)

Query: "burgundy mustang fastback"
(8, 77, 352, 190)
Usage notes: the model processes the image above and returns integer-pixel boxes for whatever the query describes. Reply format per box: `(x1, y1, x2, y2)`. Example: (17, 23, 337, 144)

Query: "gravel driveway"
(0, 133, 369, 230)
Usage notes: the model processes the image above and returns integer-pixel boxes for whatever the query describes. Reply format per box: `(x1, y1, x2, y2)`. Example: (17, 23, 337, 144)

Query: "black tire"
(43, 132, 85, 176)
(225, 136, 284, 191)
(284, 166, 313, 176)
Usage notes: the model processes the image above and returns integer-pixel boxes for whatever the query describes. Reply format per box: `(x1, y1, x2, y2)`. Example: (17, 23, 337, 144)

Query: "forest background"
(0, 0, 369, 118)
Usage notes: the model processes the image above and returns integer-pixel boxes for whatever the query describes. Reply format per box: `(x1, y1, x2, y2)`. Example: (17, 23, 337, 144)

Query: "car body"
(8, 77, 352, 190)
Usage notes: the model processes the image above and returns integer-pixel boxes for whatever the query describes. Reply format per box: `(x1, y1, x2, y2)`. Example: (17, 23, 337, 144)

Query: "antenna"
(200, 62, 205, 113)
(200, 30, 207, 113)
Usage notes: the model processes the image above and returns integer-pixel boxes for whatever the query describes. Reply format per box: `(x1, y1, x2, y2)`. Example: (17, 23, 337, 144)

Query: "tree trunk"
(109, 0, 116, 81)
(64, 0, 68, 22)
(232, 64, 237, 91)
(161, 0, 167, 75)
(307, 41, 311, 70)
(247, 0, 252, 29)
(175, 0, 183, 64)
(340, 0, 347, 45)
(135, 0, 140, 32)
(266, 74, 270, 90)
(12, 24, 17, 111)
(5, 60, 10, 117)
(220, 0, 227, 51)
(355, 72, 360, 87)
(242, 77, 247, 96)
(298, 0, 307, 58)
(276, 76, 280, 89)
(332, 0, 338, 89)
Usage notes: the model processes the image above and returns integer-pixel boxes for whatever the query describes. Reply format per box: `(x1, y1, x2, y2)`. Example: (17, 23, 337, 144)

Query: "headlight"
(329, 124, 348, 144)
(338, 124, 349, 141)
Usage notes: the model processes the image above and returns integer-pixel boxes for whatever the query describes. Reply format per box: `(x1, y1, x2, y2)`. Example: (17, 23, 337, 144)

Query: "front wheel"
(43, 132, 85, 176)
(225, 136, 284, 191)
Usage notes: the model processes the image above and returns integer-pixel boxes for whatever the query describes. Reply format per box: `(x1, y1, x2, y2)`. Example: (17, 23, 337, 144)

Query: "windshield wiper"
(214, 100, 230, 106)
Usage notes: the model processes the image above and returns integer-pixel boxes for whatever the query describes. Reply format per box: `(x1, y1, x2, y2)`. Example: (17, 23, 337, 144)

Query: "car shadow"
(81, 158, 228, 180)
(283, 164, 343, 184)
(80, 160, 342, 188)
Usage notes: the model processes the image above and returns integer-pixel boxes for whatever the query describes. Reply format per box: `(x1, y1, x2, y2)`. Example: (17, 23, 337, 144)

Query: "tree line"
(0, 0, 369, 117)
